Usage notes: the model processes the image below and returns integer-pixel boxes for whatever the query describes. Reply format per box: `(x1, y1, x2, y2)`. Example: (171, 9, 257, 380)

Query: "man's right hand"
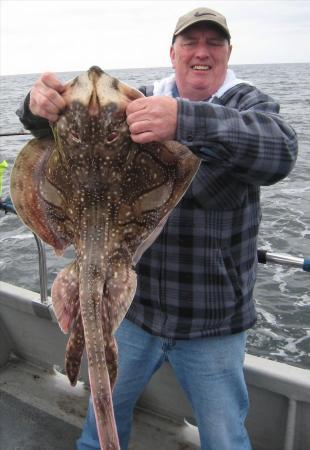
(29, 73, 66, 122)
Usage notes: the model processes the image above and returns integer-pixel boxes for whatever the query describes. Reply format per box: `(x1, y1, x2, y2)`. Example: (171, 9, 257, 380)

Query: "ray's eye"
(106, 132, 118, 144)
(70, 130, 81, 143)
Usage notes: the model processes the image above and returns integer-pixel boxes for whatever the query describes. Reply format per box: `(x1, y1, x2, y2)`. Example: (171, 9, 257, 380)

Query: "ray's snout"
(88, 66, 104, 80)
(87, 67, 104, 116)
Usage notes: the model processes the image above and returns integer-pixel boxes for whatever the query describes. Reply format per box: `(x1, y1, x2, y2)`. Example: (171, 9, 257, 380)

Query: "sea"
(0, 63, 309, 370)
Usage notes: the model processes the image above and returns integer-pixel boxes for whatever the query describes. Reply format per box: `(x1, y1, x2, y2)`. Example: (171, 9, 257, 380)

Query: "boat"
(0, 198, 309, 450)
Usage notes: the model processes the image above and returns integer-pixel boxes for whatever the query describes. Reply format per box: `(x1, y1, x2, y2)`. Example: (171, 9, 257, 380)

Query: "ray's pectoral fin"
(10, 137, 71, 253)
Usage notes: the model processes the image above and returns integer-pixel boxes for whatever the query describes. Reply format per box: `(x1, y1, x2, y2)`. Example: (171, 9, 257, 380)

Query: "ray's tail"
(78, 251, 120, 450)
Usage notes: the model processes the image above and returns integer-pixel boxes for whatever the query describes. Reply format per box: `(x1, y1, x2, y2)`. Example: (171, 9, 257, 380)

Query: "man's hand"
(29, 73, 66, 122)
(126, 96, 177, 144)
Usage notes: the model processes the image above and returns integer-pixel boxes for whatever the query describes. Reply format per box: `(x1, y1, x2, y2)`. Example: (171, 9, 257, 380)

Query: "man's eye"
(208, 39, 225, 47)
(69, 130, 81, 143)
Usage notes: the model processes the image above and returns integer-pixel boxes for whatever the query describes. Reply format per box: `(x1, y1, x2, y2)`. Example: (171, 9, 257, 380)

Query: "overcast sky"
(1, 0, 309, 75)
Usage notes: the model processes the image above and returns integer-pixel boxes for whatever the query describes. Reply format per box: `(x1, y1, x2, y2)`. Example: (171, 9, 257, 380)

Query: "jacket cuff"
(176, 98, 217, 147)
(16, 92, 52, 138)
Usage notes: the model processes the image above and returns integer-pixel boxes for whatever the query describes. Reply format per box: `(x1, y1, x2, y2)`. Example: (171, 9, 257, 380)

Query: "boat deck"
(0, 358, 199, 450)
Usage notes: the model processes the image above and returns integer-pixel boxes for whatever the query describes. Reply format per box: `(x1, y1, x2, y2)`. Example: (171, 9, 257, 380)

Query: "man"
(17, 7, 297, 450)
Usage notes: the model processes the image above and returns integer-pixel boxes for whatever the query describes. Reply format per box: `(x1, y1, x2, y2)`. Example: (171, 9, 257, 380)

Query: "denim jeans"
(76, 319, 252, 450)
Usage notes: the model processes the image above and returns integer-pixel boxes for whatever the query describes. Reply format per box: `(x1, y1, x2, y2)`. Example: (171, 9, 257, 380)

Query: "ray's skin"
(10, 66, 200, 450)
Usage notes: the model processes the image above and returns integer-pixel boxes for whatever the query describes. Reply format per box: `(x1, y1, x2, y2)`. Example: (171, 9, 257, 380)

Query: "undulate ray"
(10, 66, 201, 450)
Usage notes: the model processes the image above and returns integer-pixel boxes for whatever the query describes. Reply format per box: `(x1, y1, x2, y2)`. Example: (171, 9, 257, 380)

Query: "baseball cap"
(173, 7, 231, 42)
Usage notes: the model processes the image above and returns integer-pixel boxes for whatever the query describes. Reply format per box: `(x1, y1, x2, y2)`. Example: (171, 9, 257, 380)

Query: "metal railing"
(32, 233, 48, 304)
(0, 197, 48, 304)
(257, 249, 310, 272)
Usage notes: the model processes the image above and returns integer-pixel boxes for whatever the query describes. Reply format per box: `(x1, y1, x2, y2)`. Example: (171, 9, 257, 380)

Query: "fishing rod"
(0, 131, 31, 137)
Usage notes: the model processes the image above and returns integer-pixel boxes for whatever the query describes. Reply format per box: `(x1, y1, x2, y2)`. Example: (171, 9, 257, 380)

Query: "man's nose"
(194, 43, 210, 59)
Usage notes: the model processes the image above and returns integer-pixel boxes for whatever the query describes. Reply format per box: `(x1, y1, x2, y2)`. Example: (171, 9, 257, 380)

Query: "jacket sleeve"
(176, 84, 298, 186)
(16, 92, 52, 138)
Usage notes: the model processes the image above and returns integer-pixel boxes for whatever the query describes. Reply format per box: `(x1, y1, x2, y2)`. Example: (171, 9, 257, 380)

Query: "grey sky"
(1, 0, 309, 75)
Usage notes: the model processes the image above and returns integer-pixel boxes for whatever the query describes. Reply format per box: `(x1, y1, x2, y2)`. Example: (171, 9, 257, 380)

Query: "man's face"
(170, 23, 232, 101)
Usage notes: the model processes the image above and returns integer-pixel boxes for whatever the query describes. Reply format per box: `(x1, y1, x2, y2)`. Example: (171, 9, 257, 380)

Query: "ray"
(10, 66, 200, 450)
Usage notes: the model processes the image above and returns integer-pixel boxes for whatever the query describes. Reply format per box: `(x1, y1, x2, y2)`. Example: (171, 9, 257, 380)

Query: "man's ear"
(170, 45, 176, 69)
(228, 44, 233, 62)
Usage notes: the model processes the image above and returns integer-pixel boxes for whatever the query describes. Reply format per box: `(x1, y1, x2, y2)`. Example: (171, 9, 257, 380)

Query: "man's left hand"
(126, 97, 177, 144)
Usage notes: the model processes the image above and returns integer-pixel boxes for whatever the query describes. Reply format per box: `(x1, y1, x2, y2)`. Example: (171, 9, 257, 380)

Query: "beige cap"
(173, 7, 231, 41)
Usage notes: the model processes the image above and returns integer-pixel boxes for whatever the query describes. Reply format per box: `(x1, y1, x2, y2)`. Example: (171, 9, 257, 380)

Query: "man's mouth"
(192, 65, 211, 71)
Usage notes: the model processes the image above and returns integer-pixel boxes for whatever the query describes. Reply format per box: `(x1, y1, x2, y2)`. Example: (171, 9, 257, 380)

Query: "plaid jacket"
(17, 82, 298, 339)
(126, 82, 297, 338)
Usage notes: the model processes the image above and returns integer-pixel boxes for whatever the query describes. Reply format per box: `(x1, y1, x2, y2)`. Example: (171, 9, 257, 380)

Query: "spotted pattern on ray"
(10, 66, 200, 450)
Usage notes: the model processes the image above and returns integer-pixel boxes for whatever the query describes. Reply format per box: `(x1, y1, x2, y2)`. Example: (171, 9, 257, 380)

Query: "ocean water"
(0, 63, 309, 369)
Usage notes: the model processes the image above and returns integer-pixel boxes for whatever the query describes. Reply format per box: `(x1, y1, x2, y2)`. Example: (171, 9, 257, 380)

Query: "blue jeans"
(77, 319, 252, 450)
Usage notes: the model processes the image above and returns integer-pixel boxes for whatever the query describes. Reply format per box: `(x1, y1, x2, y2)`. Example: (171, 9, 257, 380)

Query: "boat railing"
(1, 197, 48, 304)
(257, 249, 310, 272)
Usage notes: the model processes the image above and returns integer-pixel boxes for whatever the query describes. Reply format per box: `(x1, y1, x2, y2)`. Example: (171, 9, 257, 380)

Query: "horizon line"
(1, 61, 309, 77)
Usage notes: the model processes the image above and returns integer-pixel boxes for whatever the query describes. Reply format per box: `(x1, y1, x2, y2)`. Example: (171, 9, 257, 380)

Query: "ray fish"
(10, 66, 200, 449)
